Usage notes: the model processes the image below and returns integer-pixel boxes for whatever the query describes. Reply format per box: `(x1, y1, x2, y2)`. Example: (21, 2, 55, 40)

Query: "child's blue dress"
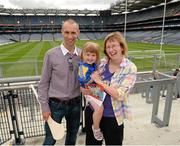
(78, 61, 97, 87)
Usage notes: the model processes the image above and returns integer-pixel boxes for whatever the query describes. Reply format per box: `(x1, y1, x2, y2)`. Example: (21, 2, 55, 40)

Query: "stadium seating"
(0, 1, 180, 45)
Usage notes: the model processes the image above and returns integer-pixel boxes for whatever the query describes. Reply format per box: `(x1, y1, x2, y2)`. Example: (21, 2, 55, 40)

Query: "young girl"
(78, 42, 104, 141)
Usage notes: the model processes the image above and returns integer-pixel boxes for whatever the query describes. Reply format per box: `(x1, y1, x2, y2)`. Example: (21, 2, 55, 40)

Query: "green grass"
(0, 40, 180, 77)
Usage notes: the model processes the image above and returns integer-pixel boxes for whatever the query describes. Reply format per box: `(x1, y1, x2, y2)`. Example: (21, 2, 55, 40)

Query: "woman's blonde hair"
(81, 42, 100, 64)
(104, 32, 128, 57)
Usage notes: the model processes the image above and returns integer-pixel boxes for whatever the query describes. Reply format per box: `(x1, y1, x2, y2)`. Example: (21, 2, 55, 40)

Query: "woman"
(82, 32, 137, 145)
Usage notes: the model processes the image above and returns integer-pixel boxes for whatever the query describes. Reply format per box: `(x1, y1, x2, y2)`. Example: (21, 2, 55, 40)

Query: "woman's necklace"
(109, 60, 121, 73)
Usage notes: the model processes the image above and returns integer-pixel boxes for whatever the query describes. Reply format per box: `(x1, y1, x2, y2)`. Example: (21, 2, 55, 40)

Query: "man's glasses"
(67, 57, 74, 71)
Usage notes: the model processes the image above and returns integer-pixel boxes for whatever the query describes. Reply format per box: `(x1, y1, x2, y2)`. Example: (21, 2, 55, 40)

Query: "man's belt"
(49, 96, 80, 105)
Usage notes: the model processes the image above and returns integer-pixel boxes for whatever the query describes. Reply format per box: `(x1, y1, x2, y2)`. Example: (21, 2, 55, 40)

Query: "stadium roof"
(0, 0, 179, 16)
(110, 0, 177, 13)
(0, 8, 99, 16)
(0, 8, 101, 16)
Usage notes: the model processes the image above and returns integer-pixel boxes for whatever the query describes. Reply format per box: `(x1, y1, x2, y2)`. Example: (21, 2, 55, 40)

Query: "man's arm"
(38, 53, 52, 121)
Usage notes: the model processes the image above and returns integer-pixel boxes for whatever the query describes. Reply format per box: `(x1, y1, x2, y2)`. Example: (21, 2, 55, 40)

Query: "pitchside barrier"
(0, 72, 177, 145)
(133, 71, 177, 127)
(0, 77, 41, 145)
(0, 76, 86, 145)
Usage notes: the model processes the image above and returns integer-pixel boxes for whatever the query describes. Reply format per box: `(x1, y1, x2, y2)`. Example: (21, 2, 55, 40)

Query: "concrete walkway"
(7, 94, 180, 145)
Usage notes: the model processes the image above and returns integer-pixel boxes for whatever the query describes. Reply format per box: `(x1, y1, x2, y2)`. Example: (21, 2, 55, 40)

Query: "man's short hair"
(62, 19, 79, 30)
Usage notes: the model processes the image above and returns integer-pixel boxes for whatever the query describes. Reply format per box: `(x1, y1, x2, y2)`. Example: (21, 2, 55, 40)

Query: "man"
(38, 19, 81, 145)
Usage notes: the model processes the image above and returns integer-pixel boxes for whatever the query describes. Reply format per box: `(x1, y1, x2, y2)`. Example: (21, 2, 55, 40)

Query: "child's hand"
(91, 71, 102, 85)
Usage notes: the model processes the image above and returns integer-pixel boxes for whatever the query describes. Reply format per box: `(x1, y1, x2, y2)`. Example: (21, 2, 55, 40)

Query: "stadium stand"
(0, 0, 180, 44)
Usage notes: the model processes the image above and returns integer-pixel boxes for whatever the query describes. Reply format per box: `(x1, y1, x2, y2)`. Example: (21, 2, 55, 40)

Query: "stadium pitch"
(0, 40, 179, 77)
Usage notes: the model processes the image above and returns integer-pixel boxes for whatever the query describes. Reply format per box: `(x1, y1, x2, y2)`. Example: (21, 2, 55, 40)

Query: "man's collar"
(60, 44, 78, 56)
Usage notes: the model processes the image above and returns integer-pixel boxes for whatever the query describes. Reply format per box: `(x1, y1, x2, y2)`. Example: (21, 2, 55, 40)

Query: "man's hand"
(42, 111, 51, 121)
(80, 87, 92, 95)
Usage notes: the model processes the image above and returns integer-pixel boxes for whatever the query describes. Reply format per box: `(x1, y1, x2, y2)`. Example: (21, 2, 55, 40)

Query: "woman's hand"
(91, 71, 102, 85)
(91, 71, 120, 100)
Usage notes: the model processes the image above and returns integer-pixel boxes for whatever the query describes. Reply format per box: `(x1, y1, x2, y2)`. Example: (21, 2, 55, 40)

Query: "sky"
(0, 0, 118, 10)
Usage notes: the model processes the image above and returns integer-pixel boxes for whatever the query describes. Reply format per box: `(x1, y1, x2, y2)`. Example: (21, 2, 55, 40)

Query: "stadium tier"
(0, 0, 180, 44)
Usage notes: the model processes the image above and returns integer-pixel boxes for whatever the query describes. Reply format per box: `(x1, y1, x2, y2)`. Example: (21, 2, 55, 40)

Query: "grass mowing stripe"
(0, 42, 29, 55)
(0, 42, 32, 61)
(54, 41, 61, 46)
(50, 41, 60, 48)
(36, 41, 60, 75)
(0, 42, 38, 62)
(0, 42, 39, 75)
(18, 42, 44, 61)
(128, 43, 159, 51)
(5, 42, 44, 77)
(37, 41, 52, 60)
(128, 42, 180, 53)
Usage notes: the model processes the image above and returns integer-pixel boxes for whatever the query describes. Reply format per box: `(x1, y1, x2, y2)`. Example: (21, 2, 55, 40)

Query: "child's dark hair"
(81, 42, 100, 64)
